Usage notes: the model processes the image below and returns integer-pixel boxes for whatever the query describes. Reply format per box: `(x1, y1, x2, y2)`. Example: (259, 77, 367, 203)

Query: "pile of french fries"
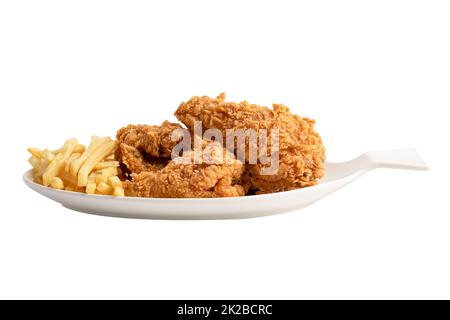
(28, 136, 125, 196)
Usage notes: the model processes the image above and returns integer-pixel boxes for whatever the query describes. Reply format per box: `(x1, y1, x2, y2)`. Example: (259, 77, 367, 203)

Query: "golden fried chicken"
(124, 142, 250, 198)
(115, 121, 183, 174)
(175, 93, 326, 194)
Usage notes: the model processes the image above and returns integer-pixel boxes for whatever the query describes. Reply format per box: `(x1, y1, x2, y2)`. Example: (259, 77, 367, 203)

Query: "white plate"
(23, 149, 429, 220)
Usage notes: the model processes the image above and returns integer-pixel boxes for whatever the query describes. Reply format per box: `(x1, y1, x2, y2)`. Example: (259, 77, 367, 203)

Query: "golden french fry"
(42, 149, 55, 162)
(29, 156, 49, 178)
(60, 170, 78, 186)
(64, 183, 85, 192)
(65, 153, 81, 172)
(100, 166, 118, 178)
(75, 144, 86, 154)
(95, 174, 108, 185)
(97, 182, 113, 195)
(78, 140, 116, 187)
(88, 172, 97, 183)
(53, 144, 86, 155)
(34, 176, 43, 185)
(27, 147, 43, 159)
(43, 154, 63, 186)
(86, 182, 97, 194)
(70, 137, 109, 176)
(50, 177, 64, 189)
(94, 161, 119, 170)
(113, 187, 124, 197)
(28, 156, 40, 168)
(108, 176, 122, 188)
(43, 138, 78, 186)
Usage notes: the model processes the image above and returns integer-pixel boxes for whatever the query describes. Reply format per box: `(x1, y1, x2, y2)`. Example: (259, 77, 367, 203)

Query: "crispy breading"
(124, 142, 250, 198)
(115, 121, 183, 174)
(175, 93, 326, 193)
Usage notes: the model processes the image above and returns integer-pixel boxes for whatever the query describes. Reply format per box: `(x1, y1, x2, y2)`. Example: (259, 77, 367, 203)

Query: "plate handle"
(362, 149, 429, 171)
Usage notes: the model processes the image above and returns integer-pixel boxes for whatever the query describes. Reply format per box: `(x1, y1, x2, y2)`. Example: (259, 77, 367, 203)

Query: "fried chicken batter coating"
(115, 121, 183, 174)
(124, 142, 250, 198)
(175, 93, 326, 193)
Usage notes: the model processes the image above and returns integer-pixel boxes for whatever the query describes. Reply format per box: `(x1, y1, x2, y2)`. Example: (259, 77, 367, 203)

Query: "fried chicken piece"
(175, 93, 326, 194)
(124, 142, 250, 198)
(115, 121, 183, 174)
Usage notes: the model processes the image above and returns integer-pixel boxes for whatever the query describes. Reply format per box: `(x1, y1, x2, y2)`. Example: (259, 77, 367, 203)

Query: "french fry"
(75, 144, 86, 154)
(43, 138, 78, 186)
(43, 154, 63, 186)
(97, 182, 113, 195)
(113, 187, 125, 197)
(94, 161, 119, 170)
(64, 184, 85, 192)
(88, 172, 97, 183)
(60, 170, 78, 186)
(27, 148, 43, 159)
(50, 177, 64, 189)
(53, 144, 86, 155)
(78, 140, 116, 187)
(69, 136, 109, 176)
(34, 176, 43, 185)
(29, 156, 49, 178)
(95, 174, 108, 185)
(42, 149, 55, 162)
(86, 182, 97, 194)
(28, 156, 40, 168)
(65, 153, 81, 172)
(108, 176, 122, 188)
(100, 166, 118, 178)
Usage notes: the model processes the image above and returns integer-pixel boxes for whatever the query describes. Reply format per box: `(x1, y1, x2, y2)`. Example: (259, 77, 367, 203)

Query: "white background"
(0, 0, 449, 299)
